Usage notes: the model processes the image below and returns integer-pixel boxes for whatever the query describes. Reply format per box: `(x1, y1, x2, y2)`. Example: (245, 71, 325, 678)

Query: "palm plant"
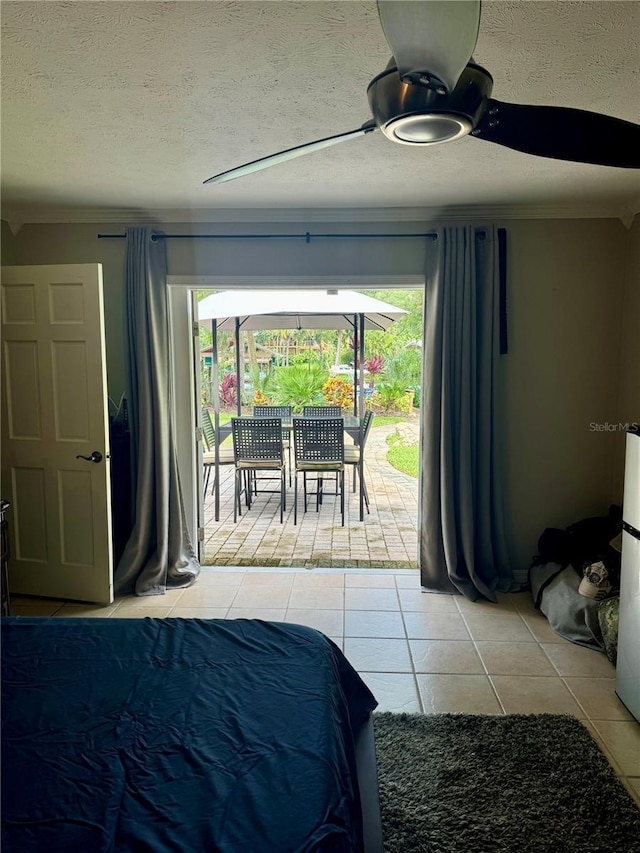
(246, 364, 275, 404)
(372, 379, 413, 413)
(273, 365, 326, 412)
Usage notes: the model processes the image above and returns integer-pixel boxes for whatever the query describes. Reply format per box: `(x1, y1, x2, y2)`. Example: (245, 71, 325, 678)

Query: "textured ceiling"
(1, 0, 640, 218)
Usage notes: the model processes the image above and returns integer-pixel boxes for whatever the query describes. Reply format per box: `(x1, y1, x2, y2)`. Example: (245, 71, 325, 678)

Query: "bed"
(1, 616, 382, 852)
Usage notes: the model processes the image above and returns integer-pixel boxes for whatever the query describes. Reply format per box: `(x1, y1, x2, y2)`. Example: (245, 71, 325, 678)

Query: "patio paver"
(203, 422, 419, 568)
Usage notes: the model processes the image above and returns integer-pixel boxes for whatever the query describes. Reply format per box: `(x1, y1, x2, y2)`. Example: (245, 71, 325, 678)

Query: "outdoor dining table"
(212, 414, 367, 521)
(216, 414, 364, 444)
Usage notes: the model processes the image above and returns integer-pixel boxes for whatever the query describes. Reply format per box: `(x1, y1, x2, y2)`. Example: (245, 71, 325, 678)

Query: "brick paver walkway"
(203, 422, 419, 568)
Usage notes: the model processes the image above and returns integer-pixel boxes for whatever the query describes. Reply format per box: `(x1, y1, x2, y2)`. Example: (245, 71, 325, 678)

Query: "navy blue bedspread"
(1, 617, 377, 853)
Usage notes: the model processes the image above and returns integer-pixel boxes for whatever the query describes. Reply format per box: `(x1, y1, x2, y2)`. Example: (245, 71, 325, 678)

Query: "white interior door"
(1, 264, 113, 604)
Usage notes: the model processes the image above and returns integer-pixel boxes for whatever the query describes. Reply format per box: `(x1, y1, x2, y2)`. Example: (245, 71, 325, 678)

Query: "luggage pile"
(529, 505, 622, 659)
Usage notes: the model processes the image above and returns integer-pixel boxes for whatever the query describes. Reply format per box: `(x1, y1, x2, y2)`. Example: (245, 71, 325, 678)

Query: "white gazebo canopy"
(198, 289, 408, 521)
(197, 289, 407, 331)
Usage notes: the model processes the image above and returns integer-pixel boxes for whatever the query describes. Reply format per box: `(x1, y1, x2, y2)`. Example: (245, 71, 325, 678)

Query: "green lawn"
(372, 415, 410, 428)
(386, 432, 419, 477)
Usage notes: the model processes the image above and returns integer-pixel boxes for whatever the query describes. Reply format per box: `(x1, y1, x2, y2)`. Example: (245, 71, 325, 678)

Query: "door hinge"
(192, 321, 200, 338)
(197, 526, 205, 543)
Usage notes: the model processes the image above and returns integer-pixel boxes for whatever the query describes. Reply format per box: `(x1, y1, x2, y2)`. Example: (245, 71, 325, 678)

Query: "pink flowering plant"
(364, 355, 385, 390)
(220, 373, 237, 408)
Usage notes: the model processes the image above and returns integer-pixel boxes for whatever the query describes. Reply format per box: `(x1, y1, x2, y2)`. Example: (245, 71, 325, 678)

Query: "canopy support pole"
(359, 313, 365, 420)
(352, 315, 358, 418)
(358, 313, 366, 521)
(235, 318, 241, 417)
(212, 321, 221, 522)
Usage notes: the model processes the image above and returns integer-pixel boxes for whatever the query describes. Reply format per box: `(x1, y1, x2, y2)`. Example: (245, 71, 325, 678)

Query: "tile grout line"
(559, 676, 595, 721)
(394, 575, 425, 713)
(285, 573, 345, 637)
(583, 719, 627, 778)
(481, 603, 599, 719)
(454, 599, 508, 715)
(462, 602, 572, 714)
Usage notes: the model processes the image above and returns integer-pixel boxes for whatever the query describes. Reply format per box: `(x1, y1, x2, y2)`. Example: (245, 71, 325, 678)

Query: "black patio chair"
(344, 410, 374, 514)
(293, 417, 345, 527)
(201, 409, 235, 496)
(253, 405, 292, 484)
(301, 407, 343, 491)
(302, 406, 343, 417)
(231, 417, 286, 523)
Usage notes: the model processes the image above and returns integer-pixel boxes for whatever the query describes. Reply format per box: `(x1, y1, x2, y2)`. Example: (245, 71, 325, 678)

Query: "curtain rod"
(97, 231, 441, 243)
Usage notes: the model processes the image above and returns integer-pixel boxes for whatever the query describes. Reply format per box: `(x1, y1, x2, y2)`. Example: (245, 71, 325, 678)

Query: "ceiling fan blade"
(473, 100, 640, 168)
(203, 123, 377, 184)
(377, 0, 480, 93)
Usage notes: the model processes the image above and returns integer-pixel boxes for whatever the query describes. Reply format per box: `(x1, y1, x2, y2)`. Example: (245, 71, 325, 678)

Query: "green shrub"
(385, 348, 422, 387)
(273, 365, 327, 412)
(372, 380, 413, 413)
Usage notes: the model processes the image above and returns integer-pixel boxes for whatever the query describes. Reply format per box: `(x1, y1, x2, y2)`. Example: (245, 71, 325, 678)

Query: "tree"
(335, 329, 344, 365)
(363, 291, 423, 363)
(195, 288, 424, 384)
(245, 330, 259, 371)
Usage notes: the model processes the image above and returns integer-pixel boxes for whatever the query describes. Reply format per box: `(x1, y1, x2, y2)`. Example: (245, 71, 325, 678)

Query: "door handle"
(76, 451, 103, 463)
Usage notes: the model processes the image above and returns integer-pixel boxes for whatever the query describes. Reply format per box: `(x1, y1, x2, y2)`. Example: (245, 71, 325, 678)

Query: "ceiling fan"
(203, 0, 640, 184)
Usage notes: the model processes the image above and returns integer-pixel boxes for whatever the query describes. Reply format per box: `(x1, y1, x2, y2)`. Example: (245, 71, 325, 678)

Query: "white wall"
(10, 216, 633, 572)
(500, 219, 627, 569)
(11, 220, 435, 397)
(1, 220, 17, 264)
(613, 217, 640, 500)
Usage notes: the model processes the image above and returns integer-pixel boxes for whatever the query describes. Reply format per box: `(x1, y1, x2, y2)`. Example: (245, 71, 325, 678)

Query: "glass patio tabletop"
(217, 414, 363, 442)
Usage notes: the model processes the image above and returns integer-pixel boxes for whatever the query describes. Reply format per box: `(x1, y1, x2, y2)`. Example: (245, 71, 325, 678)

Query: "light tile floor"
(10, 567, 640, 807)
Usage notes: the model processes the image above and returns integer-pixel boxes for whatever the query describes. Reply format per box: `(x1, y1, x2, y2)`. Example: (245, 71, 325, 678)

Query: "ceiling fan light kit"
(367, 62, 492, 146)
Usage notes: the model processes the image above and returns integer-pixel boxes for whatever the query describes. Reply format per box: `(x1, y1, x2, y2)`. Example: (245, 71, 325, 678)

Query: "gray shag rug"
(373, 713, 640, 853)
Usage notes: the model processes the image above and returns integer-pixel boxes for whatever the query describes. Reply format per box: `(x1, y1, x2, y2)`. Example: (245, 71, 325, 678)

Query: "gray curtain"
(419, 225, 512, 601)
(114, 227, 200, 596)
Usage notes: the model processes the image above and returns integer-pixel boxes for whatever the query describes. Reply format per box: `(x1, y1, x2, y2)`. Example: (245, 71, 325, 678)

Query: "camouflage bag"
(597, 596, 620, 665)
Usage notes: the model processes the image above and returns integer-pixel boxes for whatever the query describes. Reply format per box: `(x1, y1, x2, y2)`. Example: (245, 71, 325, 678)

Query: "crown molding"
(619, 198, 639, 229)
(2, 200, 637, 231)
(2, 217, 24, 235)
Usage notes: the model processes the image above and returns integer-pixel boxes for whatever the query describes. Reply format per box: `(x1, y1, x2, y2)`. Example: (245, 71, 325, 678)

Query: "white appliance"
(616, 428, 640, 722)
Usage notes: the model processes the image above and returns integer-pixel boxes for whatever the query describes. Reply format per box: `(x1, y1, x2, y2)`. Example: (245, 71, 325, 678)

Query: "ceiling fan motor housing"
(367, 63, 493, 145)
